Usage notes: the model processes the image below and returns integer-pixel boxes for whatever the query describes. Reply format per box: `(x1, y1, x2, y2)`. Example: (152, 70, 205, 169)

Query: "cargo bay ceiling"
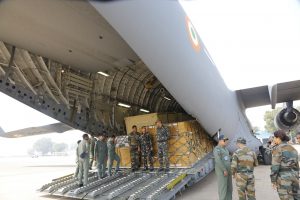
(0, 0, 184, 135)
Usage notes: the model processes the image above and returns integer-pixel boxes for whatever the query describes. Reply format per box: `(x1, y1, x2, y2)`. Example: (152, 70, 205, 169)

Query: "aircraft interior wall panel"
(91, 1, 261, 151)
(0, 0, 139, 72)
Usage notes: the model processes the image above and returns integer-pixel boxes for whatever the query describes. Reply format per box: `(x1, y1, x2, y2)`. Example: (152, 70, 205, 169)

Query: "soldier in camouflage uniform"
(213, 134, 232, 200)
(128, 125, 140, 172)
(140, 126, 154, 171)
(156, 120, 169, 172)
(231, 137, 258, 200)
(107, 135, 120, 176)
(271, 130, 300, 200)
(94, 135, 108, 179)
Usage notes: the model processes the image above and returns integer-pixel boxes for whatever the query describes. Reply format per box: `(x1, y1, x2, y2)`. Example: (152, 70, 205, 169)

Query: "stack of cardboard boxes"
(115, 113, 215, 168)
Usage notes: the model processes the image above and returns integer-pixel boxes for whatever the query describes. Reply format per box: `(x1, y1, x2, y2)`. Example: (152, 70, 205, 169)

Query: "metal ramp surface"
(39, 153, 214, 200)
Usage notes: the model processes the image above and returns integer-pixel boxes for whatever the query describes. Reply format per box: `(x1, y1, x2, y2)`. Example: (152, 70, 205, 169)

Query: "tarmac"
(0, 156, 75, 200)
(178, 165, 279, 200)
(0, 155, 281, 200)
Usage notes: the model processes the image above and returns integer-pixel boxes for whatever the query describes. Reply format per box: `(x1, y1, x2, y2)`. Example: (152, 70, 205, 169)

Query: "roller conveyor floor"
(38, 153, 214, 200)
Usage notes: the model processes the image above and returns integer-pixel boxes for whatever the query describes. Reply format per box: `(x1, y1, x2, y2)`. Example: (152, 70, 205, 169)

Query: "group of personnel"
(214, 130, 300, 200)
(75, 134, 120, 187)
(128, 120, 170, 172)
(74, 119, 170, 186)
(74, 120, 300, 199)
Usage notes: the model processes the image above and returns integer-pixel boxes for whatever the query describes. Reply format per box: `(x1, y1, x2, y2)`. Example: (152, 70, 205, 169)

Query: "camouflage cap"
(236, 137, 246, 144)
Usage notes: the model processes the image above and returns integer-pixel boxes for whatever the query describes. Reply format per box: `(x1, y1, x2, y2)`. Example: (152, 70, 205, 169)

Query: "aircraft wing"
(236, 80, 300, 109)
(0, 123, 73, 138)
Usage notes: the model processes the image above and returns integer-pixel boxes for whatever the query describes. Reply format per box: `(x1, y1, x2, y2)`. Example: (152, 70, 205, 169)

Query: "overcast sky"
(1, 0, 300, 155)
(181, 0, 300, 128)
(0, 93, 83, 156)
(181, 0, 300, 90)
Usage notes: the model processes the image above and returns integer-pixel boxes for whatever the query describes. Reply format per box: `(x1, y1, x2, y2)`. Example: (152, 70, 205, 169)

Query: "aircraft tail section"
(90, 1, 262, 152)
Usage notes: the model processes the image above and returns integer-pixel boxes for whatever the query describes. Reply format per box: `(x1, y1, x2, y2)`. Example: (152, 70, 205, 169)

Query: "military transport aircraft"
(0, 0, 299, 154)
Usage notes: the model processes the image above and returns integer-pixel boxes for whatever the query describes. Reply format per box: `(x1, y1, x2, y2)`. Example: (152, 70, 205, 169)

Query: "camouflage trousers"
(276, 172, 300, 200)
(141, 148, 154, 169)
(157, 141, 169, 169)
(236, 173, 256, 200)
(130, 146, 140, 170)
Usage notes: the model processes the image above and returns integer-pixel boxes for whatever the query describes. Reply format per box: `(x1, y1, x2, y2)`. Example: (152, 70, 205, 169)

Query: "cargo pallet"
(39, 153, 214, 200)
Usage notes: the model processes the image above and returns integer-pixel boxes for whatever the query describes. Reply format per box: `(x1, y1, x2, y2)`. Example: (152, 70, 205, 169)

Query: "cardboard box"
(115, 147, 131, 168)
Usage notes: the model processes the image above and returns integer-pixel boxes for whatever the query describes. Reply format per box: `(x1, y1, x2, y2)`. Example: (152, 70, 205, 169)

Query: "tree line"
(27, 137, 68, 156)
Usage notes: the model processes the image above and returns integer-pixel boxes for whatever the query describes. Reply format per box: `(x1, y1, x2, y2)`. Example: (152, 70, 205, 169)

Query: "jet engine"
(274, 101, 300, 131)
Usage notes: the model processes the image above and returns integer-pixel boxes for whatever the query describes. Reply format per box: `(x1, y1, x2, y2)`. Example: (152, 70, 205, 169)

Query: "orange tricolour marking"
(186, 16, 201, 52)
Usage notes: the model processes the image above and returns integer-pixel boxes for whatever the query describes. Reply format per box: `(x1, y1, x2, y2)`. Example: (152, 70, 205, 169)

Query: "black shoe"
(142, 168, 148, 171)
(165, 168, 170, 173)
(158, 168, 164, 172)
(78, 183, 83, 187)
(131, 168, 135, 172)
(149, 168, 154, 172)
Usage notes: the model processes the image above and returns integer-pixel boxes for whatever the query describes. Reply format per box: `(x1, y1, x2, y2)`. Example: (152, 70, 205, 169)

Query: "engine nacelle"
(274, 107, 300, 131)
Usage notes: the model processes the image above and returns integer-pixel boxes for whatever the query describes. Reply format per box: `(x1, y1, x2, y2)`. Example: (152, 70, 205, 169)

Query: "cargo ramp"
(39, 114, 215, 199)
(39, 153, 214, 200)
